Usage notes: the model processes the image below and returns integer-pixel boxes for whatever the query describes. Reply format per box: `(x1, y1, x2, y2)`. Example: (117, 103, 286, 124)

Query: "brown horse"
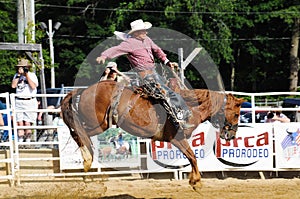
(60, 80, 244, 191)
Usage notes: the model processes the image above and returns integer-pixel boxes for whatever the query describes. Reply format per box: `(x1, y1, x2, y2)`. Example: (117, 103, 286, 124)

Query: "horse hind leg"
(70, 115, 94, 172)
(61, 90, 94, 172)
(80, 145, 93, 172)
(69, 129, 93, 171)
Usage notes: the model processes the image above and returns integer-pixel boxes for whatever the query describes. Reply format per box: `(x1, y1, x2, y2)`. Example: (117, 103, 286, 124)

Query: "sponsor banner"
(274, 123, 300, 169)
(215, 123, 273, 170)
(147, 122, 273, 171)
(97, 128, 140, 168)
(146, 121, 219, 171)
(58, 126, 99, 170)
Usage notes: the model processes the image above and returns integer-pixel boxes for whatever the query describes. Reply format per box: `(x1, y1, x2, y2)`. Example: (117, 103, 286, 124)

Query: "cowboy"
(11, 58, 39, 142)
(96, 19, 193, 130)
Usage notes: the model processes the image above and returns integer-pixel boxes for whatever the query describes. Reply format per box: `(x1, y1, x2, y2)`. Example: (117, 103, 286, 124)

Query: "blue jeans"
(142, 72, 191, 124)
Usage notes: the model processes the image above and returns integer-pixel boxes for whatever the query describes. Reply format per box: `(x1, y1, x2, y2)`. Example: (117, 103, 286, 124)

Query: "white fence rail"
(0, 92, 14, 184)
(1, 91, 300, 186)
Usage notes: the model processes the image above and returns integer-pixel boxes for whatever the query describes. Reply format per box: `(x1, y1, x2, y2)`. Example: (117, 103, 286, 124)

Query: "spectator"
(51, 108, 64, 143)
(0, 101, 7, 142)
(52, 108, 65, 126)
(100, 62, 129, 82)
(0, 100, 14, 143)
(264, 110, 290, 123)
(11, 58, 39, 142)
(36, 97, 55, 125)
(36, 98, 44, 125)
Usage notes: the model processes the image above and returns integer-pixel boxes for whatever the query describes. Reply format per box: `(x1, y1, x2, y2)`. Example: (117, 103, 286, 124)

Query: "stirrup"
(176, 110, 192, 121)
(176, 111, 184, 120)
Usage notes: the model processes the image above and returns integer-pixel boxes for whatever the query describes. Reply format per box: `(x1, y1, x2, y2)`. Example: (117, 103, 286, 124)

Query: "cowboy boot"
(176, 110, 194, 129)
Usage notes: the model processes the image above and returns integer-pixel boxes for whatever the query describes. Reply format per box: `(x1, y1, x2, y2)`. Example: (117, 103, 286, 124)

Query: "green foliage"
(0, 0, 299, 92)
(0, 51, 19, 86)
(0, 3, 17, 42)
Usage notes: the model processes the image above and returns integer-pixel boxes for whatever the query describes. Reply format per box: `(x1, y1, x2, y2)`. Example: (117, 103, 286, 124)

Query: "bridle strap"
(211, 94, 227, 128)
(211, 94, 238, 132)
(224, 121, 238, 131)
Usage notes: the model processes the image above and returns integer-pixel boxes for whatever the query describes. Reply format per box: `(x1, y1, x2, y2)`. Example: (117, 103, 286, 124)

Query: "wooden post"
(177, 47, 202, 86)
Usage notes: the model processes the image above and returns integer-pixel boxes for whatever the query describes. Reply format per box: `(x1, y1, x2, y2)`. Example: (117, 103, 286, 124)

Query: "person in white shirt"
(100, 62, 129, 82)
(11, 58, 39, 142)
(52, 109, 65, 126)
(264, 110, 290, 123)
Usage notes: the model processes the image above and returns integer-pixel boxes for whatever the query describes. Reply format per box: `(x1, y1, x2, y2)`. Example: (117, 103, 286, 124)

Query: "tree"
(0, 0, 299, 92)
(0, 2, 19, 92)
(289, 18, 299, 91)
(229, 0, 299, 91)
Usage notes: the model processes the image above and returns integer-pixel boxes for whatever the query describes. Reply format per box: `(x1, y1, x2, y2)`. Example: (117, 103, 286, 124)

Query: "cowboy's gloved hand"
(96, 56, 106, 64)
(167, 62, 178, 70)
(166, 61, 173, 69)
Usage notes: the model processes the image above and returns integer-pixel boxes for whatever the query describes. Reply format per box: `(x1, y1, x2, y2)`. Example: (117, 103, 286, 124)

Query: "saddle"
(108, 76, 186, 129)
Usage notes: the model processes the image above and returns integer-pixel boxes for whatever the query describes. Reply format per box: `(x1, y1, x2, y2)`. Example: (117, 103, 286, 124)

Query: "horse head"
(212, 93, 245, 141)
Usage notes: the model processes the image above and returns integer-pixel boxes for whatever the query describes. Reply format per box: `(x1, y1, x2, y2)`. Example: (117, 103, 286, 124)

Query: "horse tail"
(60, 89, 94, 171)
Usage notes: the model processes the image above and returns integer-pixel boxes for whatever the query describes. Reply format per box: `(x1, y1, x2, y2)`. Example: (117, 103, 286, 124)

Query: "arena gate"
(1, 91, 300, 186)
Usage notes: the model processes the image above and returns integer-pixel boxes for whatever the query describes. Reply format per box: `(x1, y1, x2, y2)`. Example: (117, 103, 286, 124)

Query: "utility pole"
(289, 18, 300, 92)
(17, 0, 25, 43)
(17, 0, 35, 43)
(48, 20, 55, 88)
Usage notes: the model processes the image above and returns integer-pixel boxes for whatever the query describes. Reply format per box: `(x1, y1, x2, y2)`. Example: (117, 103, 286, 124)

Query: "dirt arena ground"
(0, 175, 299, 199)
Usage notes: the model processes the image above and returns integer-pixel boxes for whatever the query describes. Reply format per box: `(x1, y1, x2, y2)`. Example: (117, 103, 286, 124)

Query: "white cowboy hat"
(128, 19, 152, 34)
(106, 62, 117, 68)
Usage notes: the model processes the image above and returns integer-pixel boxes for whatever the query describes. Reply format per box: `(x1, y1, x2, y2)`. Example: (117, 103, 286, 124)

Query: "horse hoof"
(192, 182, 202, 193)
(83, 160, 92, 172)
(80, 146, 93, 172)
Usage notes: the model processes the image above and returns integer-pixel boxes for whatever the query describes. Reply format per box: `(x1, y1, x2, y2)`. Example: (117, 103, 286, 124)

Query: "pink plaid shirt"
(101, 36, 168, 71)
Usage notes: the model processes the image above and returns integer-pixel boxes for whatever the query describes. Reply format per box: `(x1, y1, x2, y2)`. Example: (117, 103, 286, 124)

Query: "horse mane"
(167, 78, 227, 118)
(179, 89, 225, 116)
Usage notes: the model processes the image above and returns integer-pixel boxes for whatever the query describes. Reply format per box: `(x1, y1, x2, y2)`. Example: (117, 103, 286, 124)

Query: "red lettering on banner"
(151, 141, 157, 159)
(151, 132, 206, 159)
(191, 132, 205, 147)
(151, 141, 172, 159)
(245, 136, 255, 147)
(232, 137, 242, 147)
(257, 132, 269, 146)
(215, 137, 230, 157)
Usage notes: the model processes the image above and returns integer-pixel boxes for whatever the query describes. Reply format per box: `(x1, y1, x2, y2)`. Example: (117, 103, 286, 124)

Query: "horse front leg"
(170, 135, 202, 192)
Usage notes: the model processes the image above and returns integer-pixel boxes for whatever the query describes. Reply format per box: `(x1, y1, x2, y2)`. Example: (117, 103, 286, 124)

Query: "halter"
(223, 120, 238, 132)
(211, 94, 237, 132)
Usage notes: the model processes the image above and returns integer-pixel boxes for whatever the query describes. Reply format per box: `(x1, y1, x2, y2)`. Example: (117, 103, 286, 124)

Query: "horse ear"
(227, 93, 246, 107)
(236, 98, 246, 106)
